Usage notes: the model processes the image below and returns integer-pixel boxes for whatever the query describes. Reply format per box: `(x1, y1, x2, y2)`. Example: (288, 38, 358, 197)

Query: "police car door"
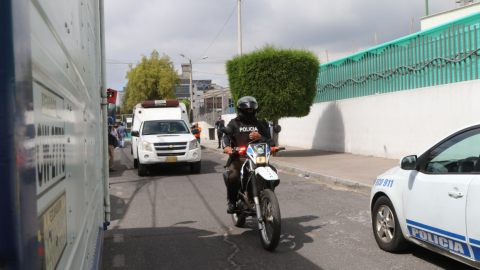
(403, 127, 480, 260)
(467, 175, 480, 261)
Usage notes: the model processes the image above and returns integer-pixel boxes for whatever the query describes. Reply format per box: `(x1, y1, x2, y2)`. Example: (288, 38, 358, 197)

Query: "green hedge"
(226, 44, 320, 120)
(178, 100, 190, 114)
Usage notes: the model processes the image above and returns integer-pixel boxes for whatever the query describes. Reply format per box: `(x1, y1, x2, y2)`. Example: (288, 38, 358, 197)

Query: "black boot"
(227, 188, 238, 214)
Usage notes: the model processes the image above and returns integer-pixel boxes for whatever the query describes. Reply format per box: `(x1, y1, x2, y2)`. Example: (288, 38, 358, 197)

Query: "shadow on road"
(102, 223, 325, 270)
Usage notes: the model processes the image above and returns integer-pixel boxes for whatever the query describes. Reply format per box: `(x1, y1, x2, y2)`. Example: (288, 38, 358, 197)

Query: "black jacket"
(108, 133, 116, 146)
(222, 117, 271, 148)
(215, 120, 225, 133)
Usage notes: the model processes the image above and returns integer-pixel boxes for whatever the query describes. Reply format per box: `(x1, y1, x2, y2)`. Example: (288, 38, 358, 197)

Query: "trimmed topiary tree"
(226, 44, 320, 142)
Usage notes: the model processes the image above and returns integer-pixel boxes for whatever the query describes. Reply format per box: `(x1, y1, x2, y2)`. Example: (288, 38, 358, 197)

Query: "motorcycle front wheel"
(259, 189, 281, 251)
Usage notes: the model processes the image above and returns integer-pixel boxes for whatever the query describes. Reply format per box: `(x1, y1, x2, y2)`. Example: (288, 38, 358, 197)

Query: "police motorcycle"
(222, 125, 285, 251)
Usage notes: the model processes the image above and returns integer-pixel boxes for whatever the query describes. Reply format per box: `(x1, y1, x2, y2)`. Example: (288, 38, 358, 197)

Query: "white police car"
(370, 122, 480, 269)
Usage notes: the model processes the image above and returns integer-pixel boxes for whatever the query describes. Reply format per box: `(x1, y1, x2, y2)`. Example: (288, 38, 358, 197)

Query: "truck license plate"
(166, 157, 177, 162)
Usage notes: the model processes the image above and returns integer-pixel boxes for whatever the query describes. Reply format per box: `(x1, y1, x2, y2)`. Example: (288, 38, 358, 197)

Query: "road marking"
(113, 254, 125, 267)
(116, 186, 123, 190)
(116, 192, 123, 196)
(113, 234, 124, 243)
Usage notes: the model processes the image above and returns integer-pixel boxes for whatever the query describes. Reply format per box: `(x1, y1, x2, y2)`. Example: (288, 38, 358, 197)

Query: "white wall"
(421, 3, 480, 30)
(279, 80, 480, 159)
(221, 113, 237, 126)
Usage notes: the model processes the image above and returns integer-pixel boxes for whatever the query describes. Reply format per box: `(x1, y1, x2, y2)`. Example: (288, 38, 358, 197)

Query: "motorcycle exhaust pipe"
(240, 193, 254, 211)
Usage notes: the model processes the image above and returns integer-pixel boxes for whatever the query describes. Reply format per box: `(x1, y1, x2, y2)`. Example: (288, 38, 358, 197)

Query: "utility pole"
(425, 0, 429, 16)
(375, 32, 378, 46)
(238, 0, 242, 55)
(410, 18, 414, 34)
(189, 59, 193, 112)
(326, 49, 329, 62)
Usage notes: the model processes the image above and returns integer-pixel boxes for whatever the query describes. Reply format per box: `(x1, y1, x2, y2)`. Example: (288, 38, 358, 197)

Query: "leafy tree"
(121, 50, 181, 113)
(226, 44, 320, 144)
(226, 44, 319, 121)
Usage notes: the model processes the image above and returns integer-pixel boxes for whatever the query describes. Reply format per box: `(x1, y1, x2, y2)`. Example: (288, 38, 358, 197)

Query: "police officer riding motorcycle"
(222, 96, 271, 213)
(222, 96, 284, 251)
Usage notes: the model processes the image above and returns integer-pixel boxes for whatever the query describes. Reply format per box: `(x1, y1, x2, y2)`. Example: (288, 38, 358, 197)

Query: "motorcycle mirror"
(273, 125, 282, 133)
(222, 127, 233, 135)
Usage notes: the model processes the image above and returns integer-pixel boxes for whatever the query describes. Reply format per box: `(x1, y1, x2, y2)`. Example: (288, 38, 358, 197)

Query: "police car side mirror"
(273, 125, 281, 134)
(192, 128, 200, 135)
(222, 127, 233, 135)
(400, 155, 417, 170)
(131, 130, 139, 137)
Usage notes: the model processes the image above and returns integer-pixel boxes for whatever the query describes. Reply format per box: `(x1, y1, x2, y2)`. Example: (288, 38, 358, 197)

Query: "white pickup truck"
(131, 100, 201, 176)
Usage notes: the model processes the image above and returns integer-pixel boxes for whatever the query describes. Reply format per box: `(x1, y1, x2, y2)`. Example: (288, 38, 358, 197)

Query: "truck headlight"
(256, 156, 266, 164)
(142, 141, 153, 152)
(189, 139, 198, 149)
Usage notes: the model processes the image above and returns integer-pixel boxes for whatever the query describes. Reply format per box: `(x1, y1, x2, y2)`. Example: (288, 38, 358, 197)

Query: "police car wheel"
(372, 196, 408, 252)
(134, 158, 138, 169)
(138, 163, 148, 176)
(190, 161, 201, 174)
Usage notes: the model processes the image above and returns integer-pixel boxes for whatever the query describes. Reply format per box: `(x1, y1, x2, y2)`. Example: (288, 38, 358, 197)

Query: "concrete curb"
(201, 144, 372, 194)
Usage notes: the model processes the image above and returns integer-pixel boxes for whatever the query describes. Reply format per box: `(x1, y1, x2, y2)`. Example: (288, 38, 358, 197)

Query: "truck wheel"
(190, 161, 201, 174)
(134, 158, 138, 169)
(372, 196, 409, 252)
(138, 163, 148, 176)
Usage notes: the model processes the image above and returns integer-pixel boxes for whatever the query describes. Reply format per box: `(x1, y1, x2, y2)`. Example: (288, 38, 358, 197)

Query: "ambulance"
(131, 100, 201, 176)
(370, 122, 480, 269)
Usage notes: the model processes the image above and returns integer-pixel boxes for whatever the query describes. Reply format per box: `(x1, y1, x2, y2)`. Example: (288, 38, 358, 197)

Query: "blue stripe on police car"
(470, 238, 480, 261)
(407, 225, 471, 257)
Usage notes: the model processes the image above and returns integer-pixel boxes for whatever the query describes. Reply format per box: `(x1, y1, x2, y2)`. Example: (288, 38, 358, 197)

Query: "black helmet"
(237, 96, 258, 123)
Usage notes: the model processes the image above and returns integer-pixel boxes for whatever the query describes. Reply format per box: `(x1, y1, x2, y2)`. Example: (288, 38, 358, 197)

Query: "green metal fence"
(315, 11, 480, 103)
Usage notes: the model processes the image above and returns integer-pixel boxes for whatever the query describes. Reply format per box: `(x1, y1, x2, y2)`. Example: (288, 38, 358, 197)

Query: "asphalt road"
(102, 142, 475, 270)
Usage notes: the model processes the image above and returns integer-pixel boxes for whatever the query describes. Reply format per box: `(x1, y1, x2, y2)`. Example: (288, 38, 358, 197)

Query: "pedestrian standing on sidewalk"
(108, 129, 116, 172)
(117, 123, 126, 148)
(215, 116, 225, 149)
(111, 124, 118, 148)
(192, 122, 202, 144)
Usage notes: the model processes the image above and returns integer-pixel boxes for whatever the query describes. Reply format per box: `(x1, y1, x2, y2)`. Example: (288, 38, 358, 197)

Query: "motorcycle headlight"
(189, 139, 198, 149)
(142, 141, 153, 152)
(256, 156, 266, 164)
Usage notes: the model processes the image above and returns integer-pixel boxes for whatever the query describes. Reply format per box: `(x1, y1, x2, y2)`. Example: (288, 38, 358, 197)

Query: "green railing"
(315, 11, 480, 103)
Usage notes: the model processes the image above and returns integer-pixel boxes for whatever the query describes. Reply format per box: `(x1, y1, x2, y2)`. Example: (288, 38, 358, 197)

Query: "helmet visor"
(237, 96, 258, 110)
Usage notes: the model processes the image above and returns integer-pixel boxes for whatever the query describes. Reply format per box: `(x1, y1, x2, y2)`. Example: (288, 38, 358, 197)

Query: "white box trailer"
(0, 0, 109, 269)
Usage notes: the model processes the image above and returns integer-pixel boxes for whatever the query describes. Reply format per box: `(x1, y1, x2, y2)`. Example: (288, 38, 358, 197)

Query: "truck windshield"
(142, 120, 189, 135)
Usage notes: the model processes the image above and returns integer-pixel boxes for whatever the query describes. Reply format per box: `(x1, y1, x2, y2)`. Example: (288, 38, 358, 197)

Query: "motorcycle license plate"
(166, 157, 177, 162)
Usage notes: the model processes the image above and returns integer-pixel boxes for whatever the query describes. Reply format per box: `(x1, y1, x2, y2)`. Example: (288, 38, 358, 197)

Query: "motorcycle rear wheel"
(259, 189, 281, 251)
(231, 213, 246, 228)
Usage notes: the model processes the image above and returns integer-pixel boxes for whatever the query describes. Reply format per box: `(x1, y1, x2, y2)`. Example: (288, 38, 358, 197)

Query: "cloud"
(105, 0, 455, 92)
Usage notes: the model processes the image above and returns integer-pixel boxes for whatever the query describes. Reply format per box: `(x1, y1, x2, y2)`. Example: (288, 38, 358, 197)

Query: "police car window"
(142, 120, 189, 135)
(425, 128, 480, 173)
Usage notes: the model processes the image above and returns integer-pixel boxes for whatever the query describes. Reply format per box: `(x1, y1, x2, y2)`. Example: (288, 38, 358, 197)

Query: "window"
(425, 128, 480, 173)
(142, 120, 189, 135)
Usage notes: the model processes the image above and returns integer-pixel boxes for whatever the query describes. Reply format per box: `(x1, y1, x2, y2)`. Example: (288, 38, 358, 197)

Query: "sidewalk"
(200, 139, 399, 194)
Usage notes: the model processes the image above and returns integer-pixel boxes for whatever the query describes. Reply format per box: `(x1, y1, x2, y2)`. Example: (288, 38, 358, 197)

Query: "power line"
(193, 2, 238, 63)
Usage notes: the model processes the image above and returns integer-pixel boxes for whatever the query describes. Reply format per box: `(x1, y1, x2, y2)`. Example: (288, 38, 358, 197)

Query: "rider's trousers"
(225, 156, 247, 202)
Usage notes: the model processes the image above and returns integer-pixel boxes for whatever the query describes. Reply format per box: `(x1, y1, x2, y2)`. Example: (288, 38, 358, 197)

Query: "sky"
(104, 0, 460, 92)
